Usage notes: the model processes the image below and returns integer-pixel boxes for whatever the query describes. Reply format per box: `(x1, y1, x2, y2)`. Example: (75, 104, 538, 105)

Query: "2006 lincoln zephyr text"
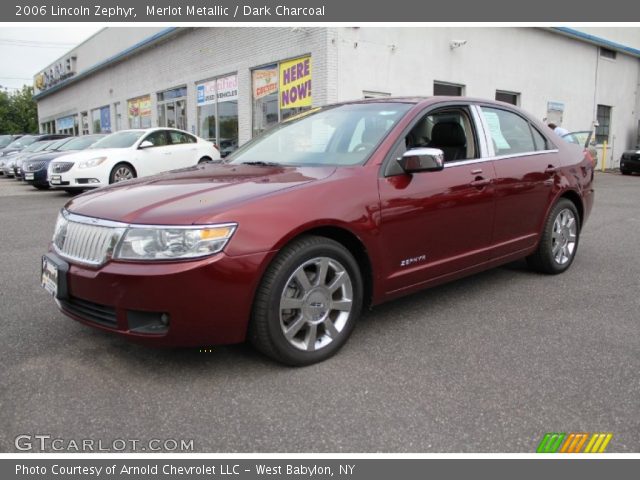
(42, 97, 595, 365)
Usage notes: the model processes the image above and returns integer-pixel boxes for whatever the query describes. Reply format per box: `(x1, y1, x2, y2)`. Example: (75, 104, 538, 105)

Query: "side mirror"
(397, 148, 445, 173)
(139, 140, 153, 149)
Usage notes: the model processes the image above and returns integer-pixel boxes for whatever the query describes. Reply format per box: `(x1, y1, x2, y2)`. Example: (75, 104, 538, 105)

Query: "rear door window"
(480, 107, 537, 156)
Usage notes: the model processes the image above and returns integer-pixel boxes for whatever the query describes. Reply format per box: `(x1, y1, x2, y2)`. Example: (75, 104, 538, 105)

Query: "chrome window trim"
(443, 149, 559, 169)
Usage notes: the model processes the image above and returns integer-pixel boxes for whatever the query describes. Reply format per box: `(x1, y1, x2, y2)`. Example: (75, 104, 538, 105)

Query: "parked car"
(561, 130, 598, 167)
(23, 135, 106, 189)
(8, 140, 58, 179)
(48, 128, 219, 192)
(42, 97, 594, 365)
(0, 134, 68, 175)
(620, 146, 640, 175)
(0, 134, 24, 150)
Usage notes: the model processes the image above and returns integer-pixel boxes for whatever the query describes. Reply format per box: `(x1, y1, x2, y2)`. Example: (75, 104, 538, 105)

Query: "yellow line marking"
(584, 434, 598, 453)
(598, 434, 613, 453)
(591, 434, 606, 453)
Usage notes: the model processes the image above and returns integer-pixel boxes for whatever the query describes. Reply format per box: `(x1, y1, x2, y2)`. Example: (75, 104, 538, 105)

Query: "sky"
(0, 27, 102, 92)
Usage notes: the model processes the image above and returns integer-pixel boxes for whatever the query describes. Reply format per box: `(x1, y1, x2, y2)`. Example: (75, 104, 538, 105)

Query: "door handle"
(545, 165, 557, 174)
(470, 176, 490, 188)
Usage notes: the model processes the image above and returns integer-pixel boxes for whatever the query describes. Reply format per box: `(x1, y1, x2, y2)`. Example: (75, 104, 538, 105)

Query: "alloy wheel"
(279, 257, 353, 352)
(551, 208, 577, 265)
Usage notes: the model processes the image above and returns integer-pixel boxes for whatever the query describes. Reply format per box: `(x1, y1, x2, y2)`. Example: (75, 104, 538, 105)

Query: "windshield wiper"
(241, 161, 281, 166)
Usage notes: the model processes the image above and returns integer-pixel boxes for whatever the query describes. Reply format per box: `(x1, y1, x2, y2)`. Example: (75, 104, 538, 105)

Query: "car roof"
(339, 96, 522, 109)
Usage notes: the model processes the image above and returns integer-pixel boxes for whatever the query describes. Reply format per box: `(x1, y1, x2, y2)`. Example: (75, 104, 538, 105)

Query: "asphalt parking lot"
(0, 172, 638, 453)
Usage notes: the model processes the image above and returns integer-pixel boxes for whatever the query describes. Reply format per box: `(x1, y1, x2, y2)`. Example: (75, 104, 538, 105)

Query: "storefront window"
(56, 115, 77, 135)
(252, 56, 312, 137)
(157, 86, 187, 131)
(197, 74, 238, 156)
(81, 112, 89, 135)
(91, 106, 111, 133)
(127, 95, 152, 129)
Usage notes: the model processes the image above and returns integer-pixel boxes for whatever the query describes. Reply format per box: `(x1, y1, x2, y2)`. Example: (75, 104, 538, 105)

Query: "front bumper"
(49, 168, 106, 189)
(23, 168, 48, 186)
(46, 249, 272, 346)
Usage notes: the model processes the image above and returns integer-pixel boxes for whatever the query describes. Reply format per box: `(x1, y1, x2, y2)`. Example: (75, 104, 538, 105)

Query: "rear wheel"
(527, 198, 580, 274)
(109, 163, 136, 184)
(249, 236, 363, 366)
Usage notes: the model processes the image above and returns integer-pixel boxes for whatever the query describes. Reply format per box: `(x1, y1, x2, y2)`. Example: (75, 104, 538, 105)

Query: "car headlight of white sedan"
(77, 156, 108, 169)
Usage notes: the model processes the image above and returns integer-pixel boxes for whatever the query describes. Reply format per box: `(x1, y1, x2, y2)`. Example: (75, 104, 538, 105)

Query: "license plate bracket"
(51, 175, 61, 185)
(41, 253, 69, 300)
(24, 172, 34, 180)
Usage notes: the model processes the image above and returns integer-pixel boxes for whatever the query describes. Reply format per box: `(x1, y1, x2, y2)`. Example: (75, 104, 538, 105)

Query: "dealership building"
(34, 27, 640, 164)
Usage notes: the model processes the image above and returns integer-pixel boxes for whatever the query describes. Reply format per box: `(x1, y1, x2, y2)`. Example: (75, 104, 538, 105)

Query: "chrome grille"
(53, 212, 126, 266)
(51, 162, 74, 173)
(24, 161, 47, 172)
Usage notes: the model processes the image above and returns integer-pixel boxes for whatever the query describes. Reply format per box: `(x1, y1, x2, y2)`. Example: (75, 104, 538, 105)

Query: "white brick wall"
(37, 27, 333, 145)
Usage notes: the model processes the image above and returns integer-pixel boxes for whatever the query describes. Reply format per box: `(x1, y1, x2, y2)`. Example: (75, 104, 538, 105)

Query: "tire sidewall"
(544, 199, 581, 274)
(263, 240, 363, 366)
(110, 163, 135, 184)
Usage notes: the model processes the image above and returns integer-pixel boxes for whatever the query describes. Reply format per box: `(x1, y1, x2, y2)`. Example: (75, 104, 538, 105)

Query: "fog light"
(127, 310, 170, 334)
(88, 178, 100, 183)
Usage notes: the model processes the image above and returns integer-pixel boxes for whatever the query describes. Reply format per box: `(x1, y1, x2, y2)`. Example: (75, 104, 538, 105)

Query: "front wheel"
(527, 198, 580, 274)
(621, 169, 631, 175)
(109, 163, 136, 184)
(249, 236, 363, 366)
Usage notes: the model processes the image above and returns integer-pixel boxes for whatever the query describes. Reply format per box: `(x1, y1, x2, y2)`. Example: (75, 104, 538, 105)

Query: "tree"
(0, 85, 38, 134)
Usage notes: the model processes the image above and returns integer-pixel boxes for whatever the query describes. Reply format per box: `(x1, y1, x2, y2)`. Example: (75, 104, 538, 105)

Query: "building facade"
(34, 27, 640, 164)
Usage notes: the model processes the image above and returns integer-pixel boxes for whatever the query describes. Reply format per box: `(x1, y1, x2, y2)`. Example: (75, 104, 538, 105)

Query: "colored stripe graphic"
(538, 433, 612, 453)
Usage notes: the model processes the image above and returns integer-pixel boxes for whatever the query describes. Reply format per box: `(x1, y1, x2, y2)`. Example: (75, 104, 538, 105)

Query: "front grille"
(53, 213, 126, 266)
(51, 162, 74, 173)
(59, 296, 117, 328)
(24, 161, 47, 172)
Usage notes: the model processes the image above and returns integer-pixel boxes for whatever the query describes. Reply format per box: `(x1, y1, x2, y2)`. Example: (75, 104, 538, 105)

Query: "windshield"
(59, 135, 104, 151)
(46, 138, 71, 150)
(22, 141, 50, 153)
(6, 135, 36, 149)
(89, 131, 144, 149)
(228, 103, 412, 167)
(562, 131, 592, 147)
(0, 136, 13, 148)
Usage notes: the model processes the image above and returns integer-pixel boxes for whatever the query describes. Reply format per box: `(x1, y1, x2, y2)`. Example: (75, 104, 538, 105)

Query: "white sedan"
(48, 128, 219, 192)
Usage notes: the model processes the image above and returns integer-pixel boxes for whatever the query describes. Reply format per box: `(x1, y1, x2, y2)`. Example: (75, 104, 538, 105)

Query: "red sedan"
(42, 97, 595, 365)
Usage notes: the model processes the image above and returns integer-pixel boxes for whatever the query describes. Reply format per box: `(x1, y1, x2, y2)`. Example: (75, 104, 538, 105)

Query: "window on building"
(91, 106, 111, 134)
(80, 112, 89, 135)
(197, 74, 238, 157)
(252, 56, 313, 137)
(157, 86, 187, 131)
(433, 82, 464, 96)
(127, 95, 152, 129)
(495, 91, 520, 106)
(596, 105, 612, 144)
(114, 102, 122, 131)
(600, 47, 617, 60)
(480, 107, 538, 155)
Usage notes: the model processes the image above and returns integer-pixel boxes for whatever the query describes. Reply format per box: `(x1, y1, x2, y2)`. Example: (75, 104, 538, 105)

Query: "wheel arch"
(558, 189, 584, 229)
(110, 161, 137, 179)
(268, 224, 374, 310)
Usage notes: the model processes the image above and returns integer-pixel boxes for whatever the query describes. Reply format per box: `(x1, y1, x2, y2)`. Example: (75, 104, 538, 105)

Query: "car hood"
(53, 148, 131, 163)
(26, 150, 77, 163)
(66, 163, 337, 225)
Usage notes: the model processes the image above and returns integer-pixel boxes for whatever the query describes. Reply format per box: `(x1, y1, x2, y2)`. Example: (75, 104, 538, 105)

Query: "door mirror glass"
(139, 140, 154, 149)
(397, 148, 445, 173)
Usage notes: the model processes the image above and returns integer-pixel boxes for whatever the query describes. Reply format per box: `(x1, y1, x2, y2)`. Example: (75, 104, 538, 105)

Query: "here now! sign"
(279, 56, 312, 110)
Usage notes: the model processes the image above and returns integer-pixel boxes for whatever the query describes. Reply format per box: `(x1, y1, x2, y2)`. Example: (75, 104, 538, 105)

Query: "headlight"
(114, 224, 237, 260)
(78, 157, 107, 169)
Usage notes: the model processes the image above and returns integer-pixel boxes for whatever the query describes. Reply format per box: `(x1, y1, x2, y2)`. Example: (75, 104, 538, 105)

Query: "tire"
(621, 169, 631, 175)
(527, 198, 580, 274)
(64, 189, 82, 195)
(249, 235, 363, 366)
(109, 163, 136, 184)
(33, 184, 49, 190)
(198, 157, 213, 164)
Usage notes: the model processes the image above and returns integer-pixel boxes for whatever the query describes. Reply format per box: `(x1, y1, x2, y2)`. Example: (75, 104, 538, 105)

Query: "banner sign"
(128, 96, 151, 118)
(252, 66, 278, 100)
(198, 75, 238, 106)
(279, 56, 312, 109)
(100, 106, 111, 132)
